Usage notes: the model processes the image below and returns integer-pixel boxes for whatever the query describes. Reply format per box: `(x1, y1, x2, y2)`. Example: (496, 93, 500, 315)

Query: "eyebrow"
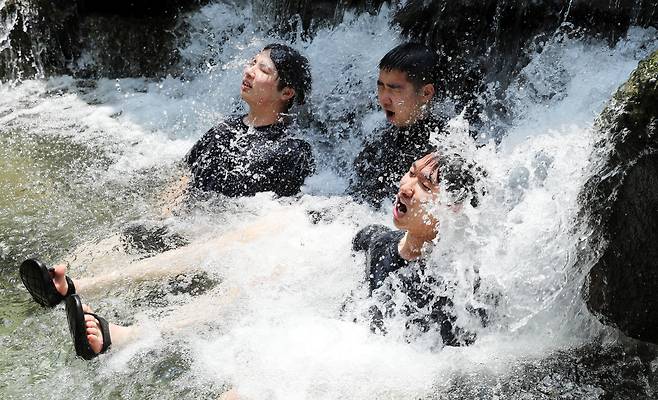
(377, 79, 402, 89)
(258, 62, 274, 71)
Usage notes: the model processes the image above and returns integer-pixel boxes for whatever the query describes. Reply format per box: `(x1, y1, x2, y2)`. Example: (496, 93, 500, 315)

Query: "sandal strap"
(64, 276, 76, 297)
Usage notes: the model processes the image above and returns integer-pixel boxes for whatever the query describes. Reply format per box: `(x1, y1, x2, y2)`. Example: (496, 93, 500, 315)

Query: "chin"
(392, 119, 412, 128)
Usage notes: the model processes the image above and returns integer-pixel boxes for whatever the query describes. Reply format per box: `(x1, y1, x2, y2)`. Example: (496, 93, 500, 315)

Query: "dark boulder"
(0, 0, 207, 81)
(580, 50, 658, 343)
(2, 0, 656, 83)
(254, 0, 386, 34)
(0, 0, 79, 80)
(430, 342, 658, 399)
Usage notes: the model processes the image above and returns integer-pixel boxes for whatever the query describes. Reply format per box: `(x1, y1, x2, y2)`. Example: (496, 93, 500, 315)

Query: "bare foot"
(81, 304, 105, 355)
(51, 263, 69, 296)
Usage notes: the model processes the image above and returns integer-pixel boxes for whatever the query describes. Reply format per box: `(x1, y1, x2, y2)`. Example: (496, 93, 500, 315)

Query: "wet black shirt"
(185, 115, 315, 197)
(348, 116, 447, 208)
(352, 224, 472, 346)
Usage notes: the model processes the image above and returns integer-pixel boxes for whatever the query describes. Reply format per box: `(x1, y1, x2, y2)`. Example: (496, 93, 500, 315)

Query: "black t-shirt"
(348, 116, 447, 208)
(352, 224, 474, 346)
(185, 115, 315, 197)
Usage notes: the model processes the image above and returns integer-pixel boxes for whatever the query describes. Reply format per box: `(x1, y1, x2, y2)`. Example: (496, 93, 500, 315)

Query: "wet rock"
(121, 222, 189, 257)
(2, 0, 656, 83)
(0, 0, 207, 80)
(430, 343, 658, 399)
(0, 0, 79, 80)
(580, 50, 658, 343)
(252, 0, 386, 34)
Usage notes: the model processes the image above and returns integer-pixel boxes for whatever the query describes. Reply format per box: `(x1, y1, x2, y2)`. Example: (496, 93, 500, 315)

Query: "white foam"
(2, 2, 657, 398)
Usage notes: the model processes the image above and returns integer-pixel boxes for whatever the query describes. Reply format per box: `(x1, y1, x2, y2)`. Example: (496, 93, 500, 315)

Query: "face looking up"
(377, 69, 435, 128)
(241, 50, 295, 112)
(393, 153, 441, 240)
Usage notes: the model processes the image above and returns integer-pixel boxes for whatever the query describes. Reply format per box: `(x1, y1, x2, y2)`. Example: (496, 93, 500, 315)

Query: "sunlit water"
(0, 2, 657, 399)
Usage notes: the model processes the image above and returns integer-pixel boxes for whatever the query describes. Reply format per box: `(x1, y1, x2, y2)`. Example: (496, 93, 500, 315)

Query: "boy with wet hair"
(349, 42, 448, 208)
(19, 152, 481, 359)
(164, 43, 314, 207)
(353, 151, 483, 346)
(131, 43, 315, 255)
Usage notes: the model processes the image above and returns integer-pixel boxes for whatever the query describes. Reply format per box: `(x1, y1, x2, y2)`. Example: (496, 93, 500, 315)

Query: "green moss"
(601, 50, 658, 134)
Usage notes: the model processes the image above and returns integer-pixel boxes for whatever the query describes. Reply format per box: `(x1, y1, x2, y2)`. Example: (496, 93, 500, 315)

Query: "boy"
(164, 43, 315, 212)
(352, 151, 482, 346)
(349, 42, 448, 208)
(131, 43, 316, 253)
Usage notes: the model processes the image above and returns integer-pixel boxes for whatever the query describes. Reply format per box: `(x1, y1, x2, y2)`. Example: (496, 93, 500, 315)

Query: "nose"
(379, 92, 392, 107)
(244, 63, 255, 77)
(398, 178, 414, 199)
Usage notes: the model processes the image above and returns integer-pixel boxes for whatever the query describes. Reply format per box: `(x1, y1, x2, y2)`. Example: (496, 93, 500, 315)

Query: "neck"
(396, 115, 431, 133)
(398, 231, 435, 261)
(244, 105, 283, 127)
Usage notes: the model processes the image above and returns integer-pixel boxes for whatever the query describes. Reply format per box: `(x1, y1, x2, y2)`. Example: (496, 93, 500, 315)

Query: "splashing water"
(0, 2, 657, 399)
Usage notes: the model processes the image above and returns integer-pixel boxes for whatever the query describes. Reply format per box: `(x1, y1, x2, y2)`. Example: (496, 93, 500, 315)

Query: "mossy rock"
(581, 49, 658, 344)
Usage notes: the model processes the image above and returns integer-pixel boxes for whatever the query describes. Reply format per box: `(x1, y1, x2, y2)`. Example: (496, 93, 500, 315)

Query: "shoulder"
(200, 114, 244, 137)
(218, 114, 246, 131)
(352, 224, 392, 252)
(423, 115, 447, 133)
(275, 137, 314, 164)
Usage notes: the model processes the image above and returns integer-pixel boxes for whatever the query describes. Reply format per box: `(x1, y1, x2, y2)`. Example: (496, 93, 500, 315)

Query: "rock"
(0, 0, 79, 80)
(2, 0, 656, 83)
(0, 0, 207, 80)
(580, 50, 658, 343)
(429, 342, 658, 399)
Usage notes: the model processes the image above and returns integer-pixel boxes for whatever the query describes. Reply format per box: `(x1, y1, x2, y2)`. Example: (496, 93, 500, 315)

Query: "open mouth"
(394, 196, 407, 219)
(385, 110, 395, 120)
(241, 80, 252, 89)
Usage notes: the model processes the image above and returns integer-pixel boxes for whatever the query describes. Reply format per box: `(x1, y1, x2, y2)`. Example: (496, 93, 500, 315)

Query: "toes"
(52, 264, 69, 296)
(87, 333, 104, 355)
(53, 263, 68, 276)
(84, 316, 104, 355)
(85, 326, 99, 337)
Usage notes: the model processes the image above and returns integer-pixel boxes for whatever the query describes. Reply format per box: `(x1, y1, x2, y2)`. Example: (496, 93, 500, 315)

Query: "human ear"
(281, 87, 295, 102)
(422, 83, 435, 100)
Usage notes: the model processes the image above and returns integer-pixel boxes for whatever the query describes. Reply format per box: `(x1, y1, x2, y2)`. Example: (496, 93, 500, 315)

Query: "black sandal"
(19, 258, 76, 307)
(65, 294, 112, 360)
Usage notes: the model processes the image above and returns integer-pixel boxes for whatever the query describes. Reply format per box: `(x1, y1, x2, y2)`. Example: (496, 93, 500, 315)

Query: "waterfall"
(0, 1, 657, 399)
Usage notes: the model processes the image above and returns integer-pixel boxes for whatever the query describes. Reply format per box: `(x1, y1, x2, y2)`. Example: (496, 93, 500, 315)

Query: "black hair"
(379, 42, 440, 91)
(426, 152, 483, 208)
(263, 43, 312, 111)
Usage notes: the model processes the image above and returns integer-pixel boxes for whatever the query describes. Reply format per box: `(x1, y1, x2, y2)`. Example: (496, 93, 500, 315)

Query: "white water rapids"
(0, 2, 657, 399)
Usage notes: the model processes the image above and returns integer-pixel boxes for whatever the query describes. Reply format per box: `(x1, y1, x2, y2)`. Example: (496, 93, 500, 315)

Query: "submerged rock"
(580, 50, 658, 343)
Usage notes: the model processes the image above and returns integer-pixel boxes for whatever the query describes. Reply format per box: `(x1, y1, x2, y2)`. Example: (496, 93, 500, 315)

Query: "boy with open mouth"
(348, 42, 451, 209)
(352, 151, 484, 346)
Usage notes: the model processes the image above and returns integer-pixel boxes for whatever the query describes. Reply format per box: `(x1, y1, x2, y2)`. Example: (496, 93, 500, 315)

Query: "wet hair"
(420, 152, 483, 208)
(379, 42, 441, 91)
(263, 43, 312, 111)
